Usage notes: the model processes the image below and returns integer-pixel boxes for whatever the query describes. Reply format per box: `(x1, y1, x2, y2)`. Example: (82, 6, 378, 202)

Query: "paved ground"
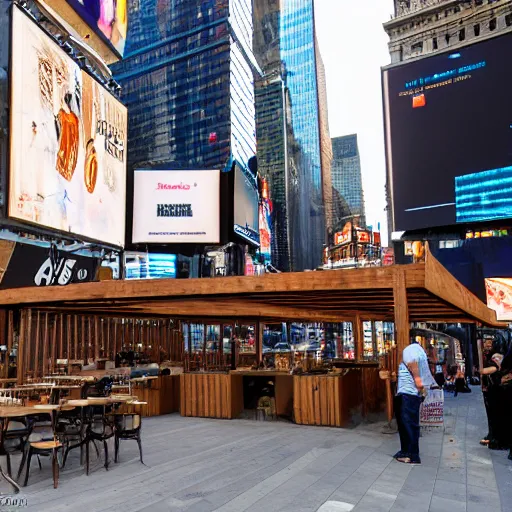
(0, 388, 510, 511)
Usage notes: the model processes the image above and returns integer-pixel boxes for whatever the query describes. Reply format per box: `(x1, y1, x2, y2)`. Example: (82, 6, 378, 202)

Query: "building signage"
(357, 231, 371, 244)
(485, 278, 512, 321)
(132, 169, 220, 244)
(0, 243, 99, 289)
(9, 8, 127, 247)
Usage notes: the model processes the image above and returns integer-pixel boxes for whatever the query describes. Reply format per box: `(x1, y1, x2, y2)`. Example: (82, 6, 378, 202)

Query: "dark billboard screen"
(234, 164, 259, 246)
(383, 35, 512, 232)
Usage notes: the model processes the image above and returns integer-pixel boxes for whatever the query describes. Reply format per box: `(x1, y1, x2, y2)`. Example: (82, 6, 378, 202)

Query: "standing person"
(394, 337, 436, 465)
(498, 344, 512, 460)
(479, 338, 495, 446)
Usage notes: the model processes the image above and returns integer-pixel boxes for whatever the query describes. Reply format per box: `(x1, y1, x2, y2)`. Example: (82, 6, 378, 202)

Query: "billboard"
(66, 0, 127, 57)
(9, 8, 127, 247)
(0, 243, 99, 289)
(383, 34, 512, 232)
(234, 164, 259, 245)
(132, 169, 220, 244)
(485, 278, 512, 321)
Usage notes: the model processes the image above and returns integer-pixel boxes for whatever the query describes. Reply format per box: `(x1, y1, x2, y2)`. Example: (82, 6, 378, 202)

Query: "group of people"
(480, 336, 512, 461)
(393, 333, 512, 465)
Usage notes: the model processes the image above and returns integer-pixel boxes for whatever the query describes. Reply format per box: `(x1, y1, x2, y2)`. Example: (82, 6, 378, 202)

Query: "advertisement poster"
(66, 0, 127, 56)
(485, 278, 512, 321)
(0, 243, 99, 289)
(132, 169, 220, 244)
(259, 178, 272, 263)
(9, 8, 127, 247)
(234, 164, 259, 246)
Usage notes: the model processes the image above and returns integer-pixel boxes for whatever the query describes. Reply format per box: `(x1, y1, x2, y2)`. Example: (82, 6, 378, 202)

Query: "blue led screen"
(383, 34, 512, 231)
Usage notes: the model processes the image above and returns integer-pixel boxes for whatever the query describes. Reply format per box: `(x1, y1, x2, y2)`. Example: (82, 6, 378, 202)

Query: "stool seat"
(30, 440, 61, 450)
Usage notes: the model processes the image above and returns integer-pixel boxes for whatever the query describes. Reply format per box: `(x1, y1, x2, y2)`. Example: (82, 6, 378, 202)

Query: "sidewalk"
(18, 387, 511, 512)
(334, 388, 511, 512)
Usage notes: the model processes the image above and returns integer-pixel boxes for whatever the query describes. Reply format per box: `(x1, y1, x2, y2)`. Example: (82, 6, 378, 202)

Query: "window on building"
(433, 37, 438, 50)
(445, 34, 450, 44)
(459, 28, 465, 41)
(506, 14, 512, 27)
(411, 41, 423, 53)
(474, 24, 481, 36)
(490, 18, 497, 31)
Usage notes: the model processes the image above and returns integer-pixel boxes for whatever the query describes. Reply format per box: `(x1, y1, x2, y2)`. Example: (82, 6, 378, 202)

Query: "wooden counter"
(130, 375, 180, 417)
(180, 373, 244, 419)
(293, 369, 386, 427)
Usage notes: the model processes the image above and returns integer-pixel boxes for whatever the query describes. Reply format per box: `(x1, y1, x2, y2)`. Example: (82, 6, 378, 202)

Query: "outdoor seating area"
(0, 377, 147, 494)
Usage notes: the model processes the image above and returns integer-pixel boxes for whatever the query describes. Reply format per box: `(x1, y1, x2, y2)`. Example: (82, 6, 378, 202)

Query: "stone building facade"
(384, 0, 512, 63)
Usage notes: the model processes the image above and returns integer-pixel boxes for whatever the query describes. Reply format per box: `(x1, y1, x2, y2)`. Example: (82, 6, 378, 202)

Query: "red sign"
(357, 231, 371, 243)
(373, 232, 381, 245)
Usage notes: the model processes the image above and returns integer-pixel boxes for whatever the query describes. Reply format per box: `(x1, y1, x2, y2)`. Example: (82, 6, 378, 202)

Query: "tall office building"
(253, 0, 325, 271)
(384, 0, 512, 64)
(331, 135, 366, 227)
(111, 0, 257, 185)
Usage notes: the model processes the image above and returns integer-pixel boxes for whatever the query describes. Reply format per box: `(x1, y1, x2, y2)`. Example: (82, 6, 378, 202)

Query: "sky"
(315, 0, 395, 245)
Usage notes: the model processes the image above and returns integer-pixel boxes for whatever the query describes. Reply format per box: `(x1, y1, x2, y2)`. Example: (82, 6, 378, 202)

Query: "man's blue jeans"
(394, 393, 422, 463)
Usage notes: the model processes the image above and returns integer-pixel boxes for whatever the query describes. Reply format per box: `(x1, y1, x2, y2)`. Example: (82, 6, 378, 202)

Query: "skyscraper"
(111, 0, 257, 184)
(331, 135, 366, 227)
(253, 0, 325, 271)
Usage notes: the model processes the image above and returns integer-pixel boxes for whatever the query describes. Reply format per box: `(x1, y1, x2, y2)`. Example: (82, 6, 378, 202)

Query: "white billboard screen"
(9, 7, 127, 247)
(132, 170, 220, 244)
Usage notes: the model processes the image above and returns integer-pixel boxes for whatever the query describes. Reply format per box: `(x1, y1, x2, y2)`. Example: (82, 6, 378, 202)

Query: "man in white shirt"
(394, 339, 436, 465)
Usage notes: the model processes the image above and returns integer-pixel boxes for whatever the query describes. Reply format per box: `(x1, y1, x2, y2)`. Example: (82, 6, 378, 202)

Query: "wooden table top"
(130, 376, 159, 383)
(43, 375, 95, 382)
(0, 406, 56, 418)
(230, 370, 293, 377)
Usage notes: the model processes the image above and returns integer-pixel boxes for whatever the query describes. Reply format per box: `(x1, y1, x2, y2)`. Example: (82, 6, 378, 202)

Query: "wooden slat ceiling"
(0, 248, 502, 327)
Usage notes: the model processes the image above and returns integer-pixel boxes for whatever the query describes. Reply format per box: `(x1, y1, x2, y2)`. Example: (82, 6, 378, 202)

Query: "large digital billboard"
(234, 164, 259, 246)
(132, 169, 220, 244)
(383, 34, 512, 232)
(66, 0, 127, 57)
(9, 7, 127, 247)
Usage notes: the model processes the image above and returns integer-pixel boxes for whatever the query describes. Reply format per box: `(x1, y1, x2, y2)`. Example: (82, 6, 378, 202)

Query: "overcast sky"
(315, 0, 395, 245)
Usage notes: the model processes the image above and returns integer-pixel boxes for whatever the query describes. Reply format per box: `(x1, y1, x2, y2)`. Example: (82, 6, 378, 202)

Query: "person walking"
(394, 337, 436, 465)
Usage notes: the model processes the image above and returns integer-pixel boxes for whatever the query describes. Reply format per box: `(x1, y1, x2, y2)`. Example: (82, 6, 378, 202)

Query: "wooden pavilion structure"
(0, 246, 503, 424)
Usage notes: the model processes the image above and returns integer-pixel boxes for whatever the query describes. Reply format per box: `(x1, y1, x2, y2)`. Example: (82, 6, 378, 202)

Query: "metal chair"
(113, 413, 143, 464)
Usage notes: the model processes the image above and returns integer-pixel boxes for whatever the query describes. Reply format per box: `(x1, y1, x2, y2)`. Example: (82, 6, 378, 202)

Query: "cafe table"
(0, 404, 75, 493)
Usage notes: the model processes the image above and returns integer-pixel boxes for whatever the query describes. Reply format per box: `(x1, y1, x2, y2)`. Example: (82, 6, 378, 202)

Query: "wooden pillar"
(51, 316, 57, 373)
(393, 267, 410, 357)
(66, 316, 72, 363)
(33, 312, 41, 379)
(81, 316, 86, 362)
(6, 311, 13, 379)
(106, 318, 111, 360)
(257, 321, 263, 364)
(354, 315, 364, 362)
(74, 316, 79, 362)
(94, 317, 100, 361)
(59, 314, 64, 362)
(18, 309, 32, 385)
(42, 313, 49, 377)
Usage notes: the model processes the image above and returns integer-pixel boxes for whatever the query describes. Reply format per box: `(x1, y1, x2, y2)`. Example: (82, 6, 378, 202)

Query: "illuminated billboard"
(485, 278, 512, 321)
(234, 164, 259, 246)
(66, 0, 127, 57)
(383, 34, 512, 232)
(132, 169, 220, 244)
(9, 8, 127, 247)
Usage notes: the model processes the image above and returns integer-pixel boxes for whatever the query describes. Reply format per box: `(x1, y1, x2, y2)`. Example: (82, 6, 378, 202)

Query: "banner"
(0, 243, 99, 289)
(132, 169, 220, 244)
(485, 277, 512, 321)
(420, 388, 444, 428)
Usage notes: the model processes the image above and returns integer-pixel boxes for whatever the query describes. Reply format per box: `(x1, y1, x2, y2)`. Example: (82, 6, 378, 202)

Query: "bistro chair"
(19, 411, 62, 489)
(113, 413, 144, 465)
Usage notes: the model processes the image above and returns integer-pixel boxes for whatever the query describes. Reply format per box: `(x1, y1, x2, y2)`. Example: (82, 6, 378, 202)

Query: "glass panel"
(206, 325, 220, 353)
(363, 321, 376, 361)
(342, 322, 355, 360)
(263, 323, 286, 354)
(190, 323, 205, 353)
(223, 324, 233, 354)
(183, 323, 190, 353)
(238, 324, 256, 354)
(375, 322, 395, 356)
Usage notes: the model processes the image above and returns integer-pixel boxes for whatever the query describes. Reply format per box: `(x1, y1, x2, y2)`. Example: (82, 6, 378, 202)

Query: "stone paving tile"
(10, 386, 507, 512)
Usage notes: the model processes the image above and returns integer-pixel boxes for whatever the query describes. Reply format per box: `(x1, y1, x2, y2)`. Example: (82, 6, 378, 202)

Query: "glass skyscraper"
(332, 135, 366, 227)
(111, 0, 257, 177)
(253, 0, 325, 272)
